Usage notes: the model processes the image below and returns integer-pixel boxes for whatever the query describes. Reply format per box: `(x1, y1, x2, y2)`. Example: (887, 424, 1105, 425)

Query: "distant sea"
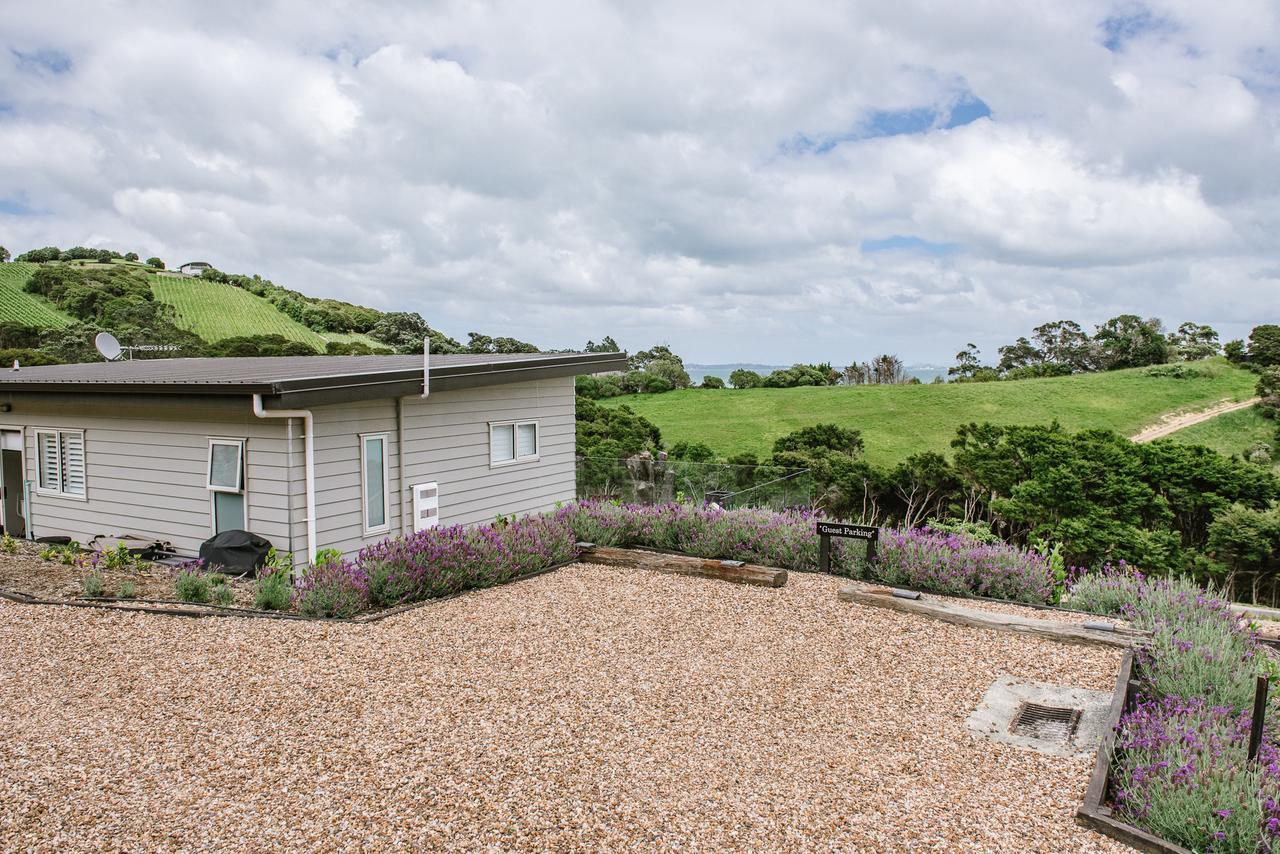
(686, 363, 949, 385)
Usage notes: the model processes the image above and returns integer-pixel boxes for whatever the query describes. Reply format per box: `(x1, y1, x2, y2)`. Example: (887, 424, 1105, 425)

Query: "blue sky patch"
(0, 198, 35, 216)
(1100, 7, 1175, 51)
(11, 48, 72, 75)
(784, 91, 991, 154)
(860, 235, 962, 255)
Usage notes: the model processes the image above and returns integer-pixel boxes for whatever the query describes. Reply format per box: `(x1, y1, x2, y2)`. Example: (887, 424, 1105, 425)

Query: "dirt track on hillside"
(1130, 397, 1260, 442)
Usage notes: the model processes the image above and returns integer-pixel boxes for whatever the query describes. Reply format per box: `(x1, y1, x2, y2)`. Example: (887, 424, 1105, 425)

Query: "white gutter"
(252, 394, 316, 566)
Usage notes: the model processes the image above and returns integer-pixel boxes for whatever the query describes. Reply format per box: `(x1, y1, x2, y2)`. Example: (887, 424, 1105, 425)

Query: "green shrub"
(923, 517, 1000, 544)
(101, 543, 135, 570)
(263, 547, 292, 573)
(253, 569, 292, 611)
(314, 548, 342, 566)
(209, 572, 228, 587)
(118, 580, 136, 599)
(211, 584, 235, 607)
(174, 568, 212, 604)
(80, 572, 104, 597)
(0, 533, 17, 554)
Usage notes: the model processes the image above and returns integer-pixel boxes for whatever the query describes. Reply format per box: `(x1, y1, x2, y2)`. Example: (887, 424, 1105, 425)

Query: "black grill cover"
(198, 530, 273, 574)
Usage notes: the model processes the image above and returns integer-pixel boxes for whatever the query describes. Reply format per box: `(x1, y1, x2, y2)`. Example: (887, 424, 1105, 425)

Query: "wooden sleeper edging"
(1075, 651, 1192, 853)
(577, 544, 788, 587)
(837, 582, 1149, 648)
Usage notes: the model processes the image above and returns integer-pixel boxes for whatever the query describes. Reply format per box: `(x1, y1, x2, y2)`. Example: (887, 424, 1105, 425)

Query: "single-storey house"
(178, 261, 213, 276)
(0, 351, 625, 567)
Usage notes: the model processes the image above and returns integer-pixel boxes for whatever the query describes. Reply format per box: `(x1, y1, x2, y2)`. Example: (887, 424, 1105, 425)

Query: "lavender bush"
(1068, 565, 1279, 847)
(354, 511, 578, 605)
(294, 560, 368, 618)
(873, 528, 1057, 604)
(558, 501, 864, 575)
(1133, 578, 1262, 712)
(1065, 561, 1144, 616)
(1112, 697, 1280, 851)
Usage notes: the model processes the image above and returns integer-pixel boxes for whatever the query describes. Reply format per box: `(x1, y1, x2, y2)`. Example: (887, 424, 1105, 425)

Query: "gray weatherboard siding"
(308, 377, 575, 561)
(11, 376, 575, 564)
(16, 397, 293, 553)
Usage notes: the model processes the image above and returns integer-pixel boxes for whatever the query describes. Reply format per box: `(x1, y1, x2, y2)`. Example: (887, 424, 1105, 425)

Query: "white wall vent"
(412, 481, 439, 533)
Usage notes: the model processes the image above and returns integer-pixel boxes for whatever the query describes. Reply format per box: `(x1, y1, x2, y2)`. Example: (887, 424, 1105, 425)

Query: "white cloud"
(0, 0, 1277, 362)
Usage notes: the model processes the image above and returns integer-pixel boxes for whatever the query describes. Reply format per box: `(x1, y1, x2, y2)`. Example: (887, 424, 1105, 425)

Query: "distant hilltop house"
(178, 261, 213, 277)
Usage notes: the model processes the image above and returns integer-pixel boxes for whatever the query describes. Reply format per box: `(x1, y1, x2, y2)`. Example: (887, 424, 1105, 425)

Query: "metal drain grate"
(1009, 702, 1082, 743)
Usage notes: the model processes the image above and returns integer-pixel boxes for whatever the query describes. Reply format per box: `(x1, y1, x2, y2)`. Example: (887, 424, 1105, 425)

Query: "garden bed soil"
(0, 542, 256, 607)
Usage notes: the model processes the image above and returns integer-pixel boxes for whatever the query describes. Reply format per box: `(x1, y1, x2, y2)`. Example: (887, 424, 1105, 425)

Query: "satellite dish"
(94, 332, 123, 361)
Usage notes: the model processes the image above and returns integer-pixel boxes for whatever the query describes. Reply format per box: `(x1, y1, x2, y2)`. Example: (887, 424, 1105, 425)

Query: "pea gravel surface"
(0, 563, 1125, 852)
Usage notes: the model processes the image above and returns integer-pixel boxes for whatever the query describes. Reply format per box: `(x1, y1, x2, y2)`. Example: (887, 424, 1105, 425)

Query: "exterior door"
(1, 430, 25, 538)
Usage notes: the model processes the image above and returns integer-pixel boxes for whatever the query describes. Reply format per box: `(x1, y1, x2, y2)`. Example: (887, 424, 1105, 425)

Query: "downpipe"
(252, 394, 316, 567)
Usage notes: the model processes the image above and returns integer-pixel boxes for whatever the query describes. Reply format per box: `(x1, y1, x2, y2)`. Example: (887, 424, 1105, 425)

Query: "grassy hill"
(1165, 405, 1277, 465)
(148, 276, 329, 346)
(148, 276, 386, 348)
(0, 263, 74, 328)
(601, 359, 1260, 467)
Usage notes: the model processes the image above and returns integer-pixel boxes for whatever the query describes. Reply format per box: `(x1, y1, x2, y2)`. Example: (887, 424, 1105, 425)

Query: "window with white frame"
(207, 439, 245, 492)
(36, 430, 86, 497)
(490, 420, 538, 465)
(361, 433, 390, 534)
(207, 439, 246, 534)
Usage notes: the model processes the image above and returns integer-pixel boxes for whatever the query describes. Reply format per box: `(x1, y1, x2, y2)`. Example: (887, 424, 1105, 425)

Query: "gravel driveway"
(0, 563, 1124, 852)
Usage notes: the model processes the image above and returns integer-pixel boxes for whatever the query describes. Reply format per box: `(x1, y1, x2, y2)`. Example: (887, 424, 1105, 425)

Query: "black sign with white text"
(815, 521, 878, 541)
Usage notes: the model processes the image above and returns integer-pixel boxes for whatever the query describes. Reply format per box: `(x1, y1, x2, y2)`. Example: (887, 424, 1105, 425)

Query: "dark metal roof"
(0, 352, 627, 407)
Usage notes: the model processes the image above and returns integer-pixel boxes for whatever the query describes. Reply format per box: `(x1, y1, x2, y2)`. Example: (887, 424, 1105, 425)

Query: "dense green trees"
(729, 369, 763, 388)
(750, 419, 1278, 590)
(205, 335, 319, 357)
(700, 375, 725, 389)
(956, 315, 1231, 384)
(1169, 322, 1220, 361)
(841, 355, 908, 385)
(145, 257, 164, 269)
(465, 332, 539, 354)
(0, 247, 9, 262)
(575, 395, 662, 461)
(584, 336, 620, 352)
(1249, 325, 1280, 367)
(1093, 315, 1170, 369)
(1257, 368, 1280, 420)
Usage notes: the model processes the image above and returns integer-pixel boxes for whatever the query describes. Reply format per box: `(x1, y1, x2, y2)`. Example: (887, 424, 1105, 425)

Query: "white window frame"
(360, 432, 391, 536)
(34, 428, 87, 501)
(207, 438, 247, 535)
(207, 438, 246, 493)
(489, 420, 539, 468)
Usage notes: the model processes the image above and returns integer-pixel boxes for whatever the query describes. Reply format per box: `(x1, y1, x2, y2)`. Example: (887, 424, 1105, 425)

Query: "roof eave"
(269, 352, 628, 408)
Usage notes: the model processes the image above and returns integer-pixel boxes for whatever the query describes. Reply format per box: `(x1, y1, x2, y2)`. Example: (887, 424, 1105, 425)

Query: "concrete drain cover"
(967, 676, 1112, 758)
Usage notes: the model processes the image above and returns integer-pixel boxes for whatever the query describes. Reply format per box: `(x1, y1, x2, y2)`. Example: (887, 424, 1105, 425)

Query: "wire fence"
(575, 455, 813, 510)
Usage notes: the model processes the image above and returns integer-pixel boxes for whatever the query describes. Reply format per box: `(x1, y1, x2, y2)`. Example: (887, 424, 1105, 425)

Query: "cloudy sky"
(1, 0, 1277, 363)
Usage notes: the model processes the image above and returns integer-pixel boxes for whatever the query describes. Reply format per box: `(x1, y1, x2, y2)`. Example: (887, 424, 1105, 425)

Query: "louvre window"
(36, 430, 86, 497)
(490, 421, 538, 465)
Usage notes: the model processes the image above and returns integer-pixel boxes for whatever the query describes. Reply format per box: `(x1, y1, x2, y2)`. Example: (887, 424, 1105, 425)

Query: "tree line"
(574, 393, 1280, 602)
